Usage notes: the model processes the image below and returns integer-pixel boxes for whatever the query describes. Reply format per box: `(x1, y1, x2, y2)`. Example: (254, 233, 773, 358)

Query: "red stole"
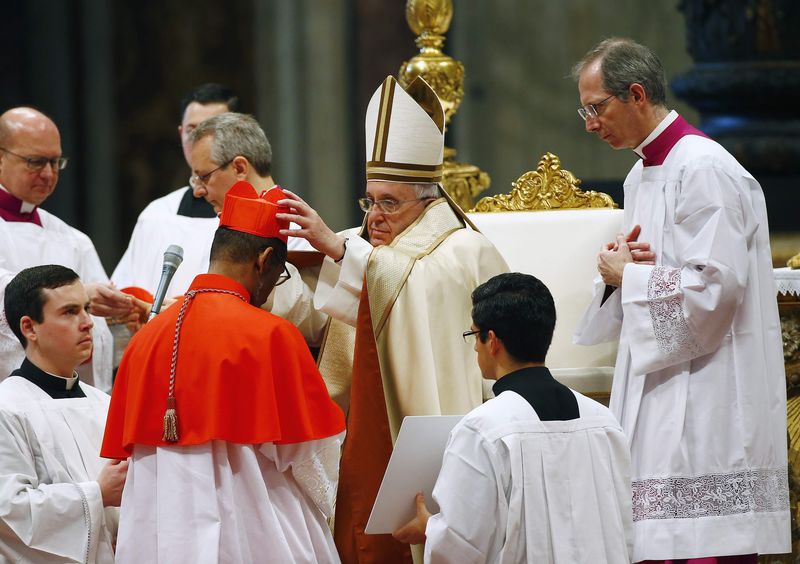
(334, 285, 412, 564)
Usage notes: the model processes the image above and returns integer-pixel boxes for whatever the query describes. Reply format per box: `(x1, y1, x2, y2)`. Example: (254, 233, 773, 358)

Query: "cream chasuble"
(575, 113, 790, 561)
(317, 198, 508, 435)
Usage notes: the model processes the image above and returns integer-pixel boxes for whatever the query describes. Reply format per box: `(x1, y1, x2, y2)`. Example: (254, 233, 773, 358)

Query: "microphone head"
(163, 245, 184, 269)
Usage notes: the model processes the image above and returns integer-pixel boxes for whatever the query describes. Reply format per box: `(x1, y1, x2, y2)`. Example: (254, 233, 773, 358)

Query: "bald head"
(0, 107, 63, 205)
(0, 107, 59, 144)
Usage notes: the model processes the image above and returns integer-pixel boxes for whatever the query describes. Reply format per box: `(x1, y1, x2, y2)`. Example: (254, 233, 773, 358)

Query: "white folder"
(365, 415, 463, 534)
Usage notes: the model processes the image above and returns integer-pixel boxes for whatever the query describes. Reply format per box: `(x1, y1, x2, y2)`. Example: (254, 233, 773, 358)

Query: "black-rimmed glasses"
(0, 147, 68, 171)
(462, 329, 481, 343)
(577, 94, 615, 121)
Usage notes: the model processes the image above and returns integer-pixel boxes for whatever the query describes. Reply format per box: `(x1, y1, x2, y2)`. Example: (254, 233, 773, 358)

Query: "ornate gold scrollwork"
(788, 252, 800, 269)
(470, 152, 618, 212)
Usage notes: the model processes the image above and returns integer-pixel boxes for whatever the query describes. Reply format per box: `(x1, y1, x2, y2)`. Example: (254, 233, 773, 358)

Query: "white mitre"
(365, 75, 445, 184)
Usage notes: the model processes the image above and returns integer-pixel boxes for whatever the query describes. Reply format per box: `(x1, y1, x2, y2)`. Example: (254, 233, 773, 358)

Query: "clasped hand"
(597, 224, 655, 287)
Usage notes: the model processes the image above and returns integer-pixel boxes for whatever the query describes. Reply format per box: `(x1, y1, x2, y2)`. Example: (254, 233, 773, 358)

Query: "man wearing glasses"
(279, 75, 508, 563)
(0, 107, 134, 392)
(112, 83, 239, 299)
(185, 111, 328, 343)
(572, 39, 789, 562)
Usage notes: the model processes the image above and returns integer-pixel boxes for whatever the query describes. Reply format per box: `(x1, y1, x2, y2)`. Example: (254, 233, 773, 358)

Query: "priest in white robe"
(572, 38, 790, 562)
(393, 273, 633, 563)
(112, 83, 237, 298)
(0, 107, 135, 392)
(279, 75, 509, 564)
(0, 265, 127, 563)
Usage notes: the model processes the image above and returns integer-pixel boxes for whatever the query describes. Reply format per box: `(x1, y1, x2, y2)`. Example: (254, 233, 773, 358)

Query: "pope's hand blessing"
(276, 190, 347, 261)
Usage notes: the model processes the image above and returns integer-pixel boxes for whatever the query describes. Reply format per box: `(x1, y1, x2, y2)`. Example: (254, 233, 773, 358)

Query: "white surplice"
(425, 390, 632, 564)
(115, 433, 345, 564)
(112, 187, 218, 297)
(0, 376, 117, 563)
(0, 207, 113, 391)
(575, 112, 790, 560)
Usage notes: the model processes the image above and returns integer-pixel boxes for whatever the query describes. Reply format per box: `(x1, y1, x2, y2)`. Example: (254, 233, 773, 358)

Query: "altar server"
(112, 84, 238, 297)
(0, 265, 126, 562)
(394, 273, 633, 563)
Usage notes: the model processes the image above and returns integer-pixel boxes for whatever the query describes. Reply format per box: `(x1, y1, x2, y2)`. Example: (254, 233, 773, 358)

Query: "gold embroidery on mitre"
(372, 77, 396, 163)
(405, 76, 445, 133)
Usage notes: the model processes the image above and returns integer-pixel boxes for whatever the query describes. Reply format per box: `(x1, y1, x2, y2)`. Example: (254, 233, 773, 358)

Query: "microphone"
(149, 245, 184, 320)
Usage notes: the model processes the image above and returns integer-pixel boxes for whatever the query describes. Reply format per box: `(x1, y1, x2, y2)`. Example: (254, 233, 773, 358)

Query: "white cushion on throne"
(468, 209, 623, 393)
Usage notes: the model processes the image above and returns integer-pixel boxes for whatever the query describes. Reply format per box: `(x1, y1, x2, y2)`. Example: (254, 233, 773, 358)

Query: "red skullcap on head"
(218, 181, 289, 242)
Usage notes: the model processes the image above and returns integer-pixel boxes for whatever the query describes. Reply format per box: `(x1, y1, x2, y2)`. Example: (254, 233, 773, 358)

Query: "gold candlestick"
(398, 0, 490, 210)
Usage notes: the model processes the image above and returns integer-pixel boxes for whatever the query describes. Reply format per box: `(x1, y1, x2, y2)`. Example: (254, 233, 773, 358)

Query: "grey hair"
(189, 112, 272, 176)
(571, 37, 667, 106)
(412, 183, 441, 199)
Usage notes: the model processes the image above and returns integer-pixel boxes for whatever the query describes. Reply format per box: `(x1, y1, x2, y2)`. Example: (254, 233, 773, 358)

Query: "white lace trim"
(632, 467, 789, 522)
(292, 441, 340, 518)
(647, 266, 702, 360)
(774, 267, 800, 296)
(74, 483, 92, 564)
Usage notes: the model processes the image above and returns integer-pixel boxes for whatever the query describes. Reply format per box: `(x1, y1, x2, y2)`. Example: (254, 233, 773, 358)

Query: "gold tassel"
(162, 396, 178, 442)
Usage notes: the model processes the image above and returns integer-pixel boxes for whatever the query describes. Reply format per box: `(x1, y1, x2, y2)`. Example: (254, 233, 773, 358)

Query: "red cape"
(101, 273, 345, 459)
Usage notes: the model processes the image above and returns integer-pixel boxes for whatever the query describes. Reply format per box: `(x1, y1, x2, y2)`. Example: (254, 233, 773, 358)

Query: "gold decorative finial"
(471, 153, 618, 212)
(400, 0, 461, 124)
(405, 0, 452, 36)
(398, 0, 489, 210)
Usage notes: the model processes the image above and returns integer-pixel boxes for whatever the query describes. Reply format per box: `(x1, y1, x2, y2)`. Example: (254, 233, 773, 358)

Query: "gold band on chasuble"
(366, 199, 464, 336)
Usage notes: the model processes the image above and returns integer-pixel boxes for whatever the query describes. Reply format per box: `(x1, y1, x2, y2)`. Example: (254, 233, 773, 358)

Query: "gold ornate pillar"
(397, 0, 489, 210)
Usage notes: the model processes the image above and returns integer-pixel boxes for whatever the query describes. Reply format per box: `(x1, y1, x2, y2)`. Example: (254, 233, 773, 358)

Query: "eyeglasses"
(189, 159, 232, 189)
(275, 265, 291, 287)
(0, 147, 68, 171)
(357, 197, 431, 215)
(577, 94, 615, 121)
(462, 329, 482, 343)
